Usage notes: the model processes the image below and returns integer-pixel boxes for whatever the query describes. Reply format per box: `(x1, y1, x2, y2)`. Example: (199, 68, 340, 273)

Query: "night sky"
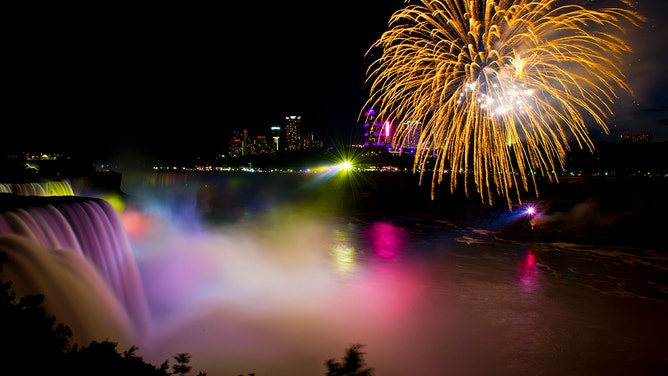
(5, 0, 667, 161)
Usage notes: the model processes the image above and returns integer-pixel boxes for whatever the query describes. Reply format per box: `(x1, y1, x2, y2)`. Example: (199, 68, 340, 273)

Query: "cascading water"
(0, 179, 75, 196)
(0, 190, 150, 349)
(0, 234, 137, 348)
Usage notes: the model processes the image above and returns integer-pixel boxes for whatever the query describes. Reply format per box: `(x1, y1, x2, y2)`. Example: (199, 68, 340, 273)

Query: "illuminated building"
(398, 120, 421, 154)
(229, 129, 248, 157)
(285, 115, 302, 151)
(620, 132, 652, 144)
(271, 126, 281, 151)
(303, 131, 323, 149)
(363, 108, 392, 148)
(247, 135, 274, 155)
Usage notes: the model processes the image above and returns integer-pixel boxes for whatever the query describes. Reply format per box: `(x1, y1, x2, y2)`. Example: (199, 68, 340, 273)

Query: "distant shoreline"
(1, 166, 666, 252)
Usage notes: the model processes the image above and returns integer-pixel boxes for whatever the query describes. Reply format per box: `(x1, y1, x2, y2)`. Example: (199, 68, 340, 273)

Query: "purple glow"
(0, 196, 422, 374)
(0, 199, 151, 345)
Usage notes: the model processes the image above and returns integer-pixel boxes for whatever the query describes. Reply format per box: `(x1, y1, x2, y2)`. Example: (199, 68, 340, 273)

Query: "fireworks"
(364, 0, 644, 208)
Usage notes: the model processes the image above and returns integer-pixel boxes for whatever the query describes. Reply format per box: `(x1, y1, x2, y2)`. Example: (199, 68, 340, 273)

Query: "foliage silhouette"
(0, 251, 206, 375)
(325, 343, 375, 376)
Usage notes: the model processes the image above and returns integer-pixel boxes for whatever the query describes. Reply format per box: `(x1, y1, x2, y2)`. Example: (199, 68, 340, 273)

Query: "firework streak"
(364, 0, 645, 208)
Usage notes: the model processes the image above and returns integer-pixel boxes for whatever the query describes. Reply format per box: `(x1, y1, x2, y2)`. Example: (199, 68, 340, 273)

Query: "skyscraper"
(285, 115, 301, 151)
(363, 108, 391, 148)
(229, 129, 249, 157)
(271, 126, 281, 151)
(398, 120, 421, 153)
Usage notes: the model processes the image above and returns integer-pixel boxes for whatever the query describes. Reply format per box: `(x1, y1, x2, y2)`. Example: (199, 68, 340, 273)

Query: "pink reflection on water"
(366, 221, 409, 259)
(518, 249, 539, 291)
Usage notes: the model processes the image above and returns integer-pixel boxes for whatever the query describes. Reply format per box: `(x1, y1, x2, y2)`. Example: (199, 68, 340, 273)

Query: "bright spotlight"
(338, 161, 353, 171)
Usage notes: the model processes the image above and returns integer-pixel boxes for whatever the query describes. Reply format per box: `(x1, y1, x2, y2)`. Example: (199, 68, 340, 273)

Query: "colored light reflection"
(367, 221, 408, 259)
(518, 249, 539, 291)
(331, 243, 358, 276)
(330, 229, 359, 276)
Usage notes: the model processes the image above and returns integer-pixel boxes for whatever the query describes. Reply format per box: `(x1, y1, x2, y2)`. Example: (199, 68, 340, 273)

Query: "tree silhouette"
(1, 252, 70, 374)
(325, 343, 375, 376)
(172, 352, 193, 375)
(0, 251, 206, 375)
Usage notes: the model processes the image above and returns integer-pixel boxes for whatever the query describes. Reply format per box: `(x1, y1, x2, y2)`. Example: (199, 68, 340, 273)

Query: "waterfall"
(0, 193, 150, 348)
(0, 179, 75, 196)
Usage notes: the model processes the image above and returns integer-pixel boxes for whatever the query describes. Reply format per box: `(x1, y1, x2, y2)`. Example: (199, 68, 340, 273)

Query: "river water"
(117, 171, 668, 376)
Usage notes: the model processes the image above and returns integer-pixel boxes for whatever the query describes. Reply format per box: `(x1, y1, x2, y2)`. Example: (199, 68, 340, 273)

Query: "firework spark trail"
(364, 0, 645, 208)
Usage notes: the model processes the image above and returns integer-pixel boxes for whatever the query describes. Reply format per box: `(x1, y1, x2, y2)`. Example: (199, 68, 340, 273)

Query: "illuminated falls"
(0, 191, 149, 349)
(0, 179, 75, 196)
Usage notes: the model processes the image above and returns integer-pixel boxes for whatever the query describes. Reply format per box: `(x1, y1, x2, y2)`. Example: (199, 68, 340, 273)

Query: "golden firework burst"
(364, 0, 645, 208)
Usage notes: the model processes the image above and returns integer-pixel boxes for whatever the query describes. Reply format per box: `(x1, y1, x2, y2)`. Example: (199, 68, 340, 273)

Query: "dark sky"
(5, 1, 667, 162)
(5, 1, 406, 161)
